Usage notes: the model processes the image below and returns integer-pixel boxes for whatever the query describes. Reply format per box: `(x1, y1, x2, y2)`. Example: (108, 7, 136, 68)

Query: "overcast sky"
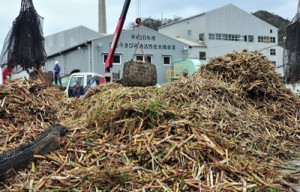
(0, 0, 298, 50)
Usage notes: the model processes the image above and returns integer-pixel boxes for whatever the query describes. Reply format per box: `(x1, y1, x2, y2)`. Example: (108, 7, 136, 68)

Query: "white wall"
(159, 14, 206, 42)
(159, 4, 283, 67)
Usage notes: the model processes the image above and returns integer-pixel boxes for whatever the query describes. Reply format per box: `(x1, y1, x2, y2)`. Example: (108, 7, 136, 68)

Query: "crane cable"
(136, 0, 141, 19)
(131, 0, 149, 63)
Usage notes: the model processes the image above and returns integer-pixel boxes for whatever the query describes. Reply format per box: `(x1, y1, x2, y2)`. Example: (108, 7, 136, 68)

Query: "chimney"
(98, 0, 107, 33)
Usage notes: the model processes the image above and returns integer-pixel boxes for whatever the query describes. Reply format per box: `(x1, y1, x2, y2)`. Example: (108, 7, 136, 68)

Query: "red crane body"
(105, 0, 131, 73)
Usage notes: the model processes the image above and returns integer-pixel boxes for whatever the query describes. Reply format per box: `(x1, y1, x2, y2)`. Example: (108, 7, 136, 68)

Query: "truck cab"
(65, 72, 105, 97)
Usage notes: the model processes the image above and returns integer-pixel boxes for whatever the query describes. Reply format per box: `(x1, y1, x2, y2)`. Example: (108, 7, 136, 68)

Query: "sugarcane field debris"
(0, 50, 299, 191)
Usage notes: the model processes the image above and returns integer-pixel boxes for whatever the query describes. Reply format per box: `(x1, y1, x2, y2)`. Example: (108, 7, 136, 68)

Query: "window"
(228, 34, 234, 41)
(163, 56, 171, 65)
(103, 54, 121, 65)
(235, 34, 241, 41)
(87, 75, 93, 85)
(222, 34, 228, 41)
(270, 37, 276, 43)
(187, 30, 192, 36)
(210, 33, 255, 42)
(146, 56, 152, 63)
(248, 35, 254, 42)
(136, 55, 143, 61)
(199, 52, 206, 60)
(263, 36, 270, 43)
(270, 29, 273, 33)
(258, 36, 275, 43)
(70, 75, 84, 87)
(135, 55, 152, 63)
(199, 33, 205, 41)
(209, 33, 215, 40)
(270, 49, 276, 56)
(271, 61, 276, 65)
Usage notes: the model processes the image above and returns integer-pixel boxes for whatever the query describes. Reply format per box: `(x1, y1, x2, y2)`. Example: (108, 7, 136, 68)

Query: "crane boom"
(105, 0, 131, 73)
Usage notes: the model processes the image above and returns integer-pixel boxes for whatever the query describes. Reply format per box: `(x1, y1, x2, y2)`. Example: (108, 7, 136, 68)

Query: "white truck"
(65, 72, 105, 97)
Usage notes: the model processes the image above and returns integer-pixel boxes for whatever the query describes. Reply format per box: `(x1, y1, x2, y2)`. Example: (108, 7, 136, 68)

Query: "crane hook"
(135, 18, 142, 25)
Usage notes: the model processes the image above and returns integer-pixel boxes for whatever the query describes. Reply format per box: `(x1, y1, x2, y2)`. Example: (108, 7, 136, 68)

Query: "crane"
(104, 0, 131, 82)
(66, 0, 157, 97)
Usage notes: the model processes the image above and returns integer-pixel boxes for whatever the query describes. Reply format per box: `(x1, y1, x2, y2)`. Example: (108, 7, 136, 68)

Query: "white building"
(44, 26, 190, 84)
(44, 25, 104, 56)
(41, 4, 285, 86)
(158, 4, 283, 75)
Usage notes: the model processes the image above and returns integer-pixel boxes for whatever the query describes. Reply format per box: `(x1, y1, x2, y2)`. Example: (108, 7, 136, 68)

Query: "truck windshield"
(70, 76, 84, 87)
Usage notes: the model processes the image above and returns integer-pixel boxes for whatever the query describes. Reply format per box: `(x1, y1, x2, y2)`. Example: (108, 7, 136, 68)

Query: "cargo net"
(284, 13, 300, 84)
(0, 0, 46, 72)
(0, 124, 67, 180)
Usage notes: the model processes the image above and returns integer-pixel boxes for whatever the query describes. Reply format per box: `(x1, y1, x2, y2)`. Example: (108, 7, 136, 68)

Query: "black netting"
(0, 0, 46, 71)
(0, 124, 67, 180)
(284, 13, 300, 84)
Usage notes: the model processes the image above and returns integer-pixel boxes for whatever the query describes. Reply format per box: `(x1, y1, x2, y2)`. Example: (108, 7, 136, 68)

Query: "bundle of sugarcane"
(122, 59, 157, 87)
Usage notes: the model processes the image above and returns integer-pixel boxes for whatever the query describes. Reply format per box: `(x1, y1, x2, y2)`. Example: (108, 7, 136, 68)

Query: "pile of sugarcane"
(0, 79, 64, 128)
(200, 50, 291, 100)
(0, 51, 299, 191)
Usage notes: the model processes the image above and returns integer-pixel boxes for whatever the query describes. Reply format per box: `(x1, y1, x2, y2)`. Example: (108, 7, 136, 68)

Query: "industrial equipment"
(104, 0, 131, 82)
(65, 72, 105, 97)
(0, 0, 50, 85)
(76, 0, 156, 95)
(166, 59, 201, 82)
(284, 0, 300, 84)
(0, 0, 46, 73)
(103, 0, 157, 87)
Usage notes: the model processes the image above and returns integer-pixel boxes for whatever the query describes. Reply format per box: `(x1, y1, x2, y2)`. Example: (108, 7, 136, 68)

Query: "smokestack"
(98, 0, 107, 33)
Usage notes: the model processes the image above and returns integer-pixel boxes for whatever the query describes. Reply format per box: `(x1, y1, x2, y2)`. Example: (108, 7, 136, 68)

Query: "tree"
(127, 16, 183, 31)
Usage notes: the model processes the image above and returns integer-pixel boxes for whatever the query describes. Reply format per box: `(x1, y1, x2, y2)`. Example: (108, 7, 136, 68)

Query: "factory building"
(43, 3, 284, 85)
(44, 26, 189, 84)
(158, 4, 284, 76)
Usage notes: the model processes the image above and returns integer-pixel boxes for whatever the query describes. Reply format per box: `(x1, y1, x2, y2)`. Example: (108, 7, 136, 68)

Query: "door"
(68, 75, 84, 97)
